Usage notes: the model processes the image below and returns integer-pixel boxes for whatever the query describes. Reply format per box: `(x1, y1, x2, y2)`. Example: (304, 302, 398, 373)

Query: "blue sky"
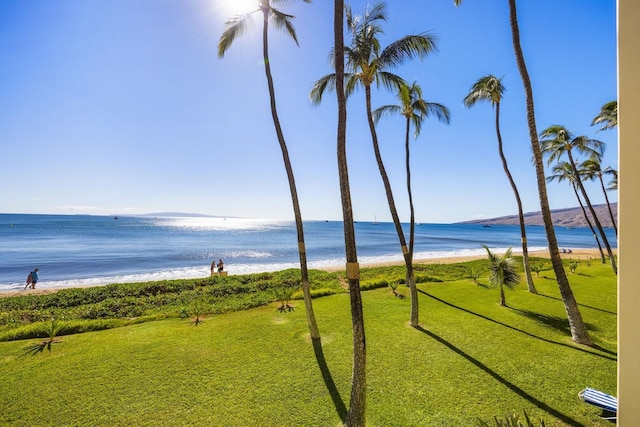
(0, 0, 617, 223)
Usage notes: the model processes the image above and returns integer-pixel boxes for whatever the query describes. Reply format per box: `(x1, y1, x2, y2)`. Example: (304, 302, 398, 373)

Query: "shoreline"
(1, 248, 609, 299)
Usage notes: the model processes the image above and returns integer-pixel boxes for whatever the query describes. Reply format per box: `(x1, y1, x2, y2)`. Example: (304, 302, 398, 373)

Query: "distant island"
(459, 203, 617, 228)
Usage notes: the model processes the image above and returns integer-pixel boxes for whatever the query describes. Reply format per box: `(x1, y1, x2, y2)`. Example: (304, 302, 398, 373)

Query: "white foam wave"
(0, 246, 549, 293)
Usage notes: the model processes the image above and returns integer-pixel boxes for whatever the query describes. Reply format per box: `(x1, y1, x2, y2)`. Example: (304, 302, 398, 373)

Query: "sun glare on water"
(218, 0, 258, 16)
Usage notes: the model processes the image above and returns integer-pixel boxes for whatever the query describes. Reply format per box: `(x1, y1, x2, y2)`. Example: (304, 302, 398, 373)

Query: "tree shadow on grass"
(311, 337, 347, 422)
(414, 326, 586, 427)
(418, 290, 617, 360)
(537, 292, 617, 316)
(508, 307, 573, 336)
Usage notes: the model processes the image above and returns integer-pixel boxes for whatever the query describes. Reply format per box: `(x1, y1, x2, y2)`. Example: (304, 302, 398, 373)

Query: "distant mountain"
(460, 203, 617, 228)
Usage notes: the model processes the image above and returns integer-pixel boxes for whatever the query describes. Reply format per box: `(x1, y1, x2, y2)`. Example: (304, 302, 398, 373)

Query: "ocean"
(0, 213, 617, 292)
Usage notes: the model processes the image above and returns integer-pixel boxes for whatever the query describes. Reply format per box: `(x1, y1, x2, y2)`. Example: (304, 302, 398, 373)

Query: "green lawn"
(0, 259, 616, 426)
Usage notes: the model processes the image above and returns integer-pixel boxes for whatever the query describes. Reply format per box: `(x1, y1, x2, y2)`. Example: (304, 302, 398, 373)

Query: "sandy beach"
(2, 248, 610, 299)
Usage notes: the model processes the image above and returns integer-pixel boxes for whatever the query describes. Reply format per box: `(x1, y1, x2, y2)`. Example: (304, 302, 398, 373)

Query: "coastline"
(1, 248, 609, 299)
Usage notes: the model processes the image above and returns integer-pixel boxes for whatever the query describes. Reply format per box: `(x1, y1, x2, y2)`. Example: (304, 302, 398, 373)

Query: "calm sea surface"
(0, 214, 616, 292)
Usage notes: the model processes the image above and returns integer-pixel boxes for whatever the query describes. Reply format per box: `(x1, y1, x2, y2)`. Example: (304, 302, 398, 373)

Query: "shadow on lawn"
(414, 326, 586, 427)
(537, 293, 617, 316)
(419, 290, 617, 360)
(508, 308, 573, 335)
(312, 337, 347, 422)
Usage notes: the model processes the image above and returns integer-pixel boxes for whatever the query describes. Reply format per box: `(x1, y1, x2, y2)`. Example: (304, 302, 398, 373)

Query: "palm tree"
(606, 167, 618, 191)
(463, 75, 536, 294)
(540, 125, 617, 274)
(334, 1, 365, 425)
(591, 100, 618, 132)
(548, 161, 606, 263)
(580, 156, 618, 236)
(452, 0, 593, 345)
(483, 245, 520, 307)
(311, 1, 437, 328)
(373, 81, 450, 322)
(218, 0, 320, 340)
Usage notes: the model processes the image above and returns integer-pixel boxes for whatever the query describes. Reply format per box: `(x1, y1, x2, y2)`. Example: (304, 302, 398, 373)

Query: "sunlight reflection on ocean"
(0, 214, 615, 292)
(154, 216, 288, 231)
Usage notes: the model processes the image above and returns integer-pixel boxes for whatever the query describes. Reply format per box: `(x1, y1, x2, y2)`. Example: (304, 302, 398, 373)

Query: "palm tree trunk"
(261, 8, 319, 339)
(500, 284, 506, 307)
(572, 183, 606, 263)
(405, 117, 418, 321)
(335, 2, 366, 425)
(508, 0, 593, 346)
(597, 172, 618, 236)
(567, 152, 617, 274)
(405, 118, 415, 265)
(364, 85, 418, 327)
(495, 102, 536, 293)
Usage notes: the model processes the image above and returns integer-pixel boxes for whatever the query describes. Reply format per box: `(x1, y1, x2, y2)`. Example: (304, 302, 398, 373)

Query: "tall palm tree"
(540, 125, 617, 274)
(580, 156, 618, 236)
(463, 75, 536, 294)
(548, 162, 606, 263)
(483, 245, 520, 307)
(311, 1, 437, 328)
(452, 0, 593, 345)
(218, 0, 320, 340)
(606, 167, 618, 191)
(591, 100, 618, 132)
(373, 81, 450, 322)
(334, 1, 365, 425)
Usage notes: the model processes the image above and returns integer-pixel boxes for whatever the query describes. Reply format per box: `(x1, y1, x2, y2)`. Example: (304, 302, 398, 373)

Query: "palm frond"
(376, 70, 405, 92)
(309, 73, 337, 105)
(344, 73, 361, 99)
(372, 104, 403, 123)
(591, 100, 618, 131)
(218, 13, 257, 58)
(463, 75, 504, 108)
(423, 102, 451, 124)
(269, 8, 300, 46)
(379, 33, 438, 69)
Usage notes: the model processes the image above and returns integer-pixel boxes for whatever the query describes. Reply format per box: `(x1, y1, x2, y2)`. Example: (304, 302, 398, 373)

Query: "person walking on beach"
(24, 268, 39, 289)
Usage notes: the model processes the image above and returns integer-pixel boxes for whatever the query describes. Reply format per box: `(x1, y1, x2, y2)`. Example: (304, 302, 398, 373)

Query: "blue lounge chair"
(579, 387, 617, 420)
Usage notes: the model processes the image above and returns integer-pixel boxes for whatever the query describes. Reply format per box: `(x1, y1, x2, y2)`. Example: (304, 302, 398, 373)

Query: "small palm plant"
(389, 280, 404, 298)
(568, 261, 579, 274)
(483, 245, 521, 307)
(468, 268, 481, 285)
(530, 263, 545, 278)
(190, 299, 207, 326)
(275, 284, 298, 313)
(23, 317, 64, 356)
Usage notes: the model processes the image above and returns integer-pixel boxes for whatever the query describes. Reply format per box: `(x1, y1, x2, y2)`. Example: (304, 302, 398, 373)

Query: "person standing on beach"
(24, 268, 39, 289)
(217, 259, 224, 272)
(210, 259, 218, 276)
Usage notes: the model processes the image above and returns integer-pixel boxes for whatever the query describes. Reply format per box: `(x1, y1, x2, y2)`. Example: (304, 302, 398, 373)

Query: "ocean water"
(0, 214, 617, 292)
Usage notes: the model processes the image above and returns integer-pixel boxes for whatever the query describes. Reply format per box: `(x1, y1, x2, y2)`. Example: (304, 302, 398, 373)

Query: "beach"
(2, 247, 610, 299)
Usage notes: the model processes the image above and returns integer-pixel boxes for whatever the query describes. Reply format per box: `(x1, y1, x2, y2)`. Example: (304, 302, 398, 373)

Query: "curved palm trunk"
(261, 8, 319, 339)
(335, 2, 366, 425)
(567, 152, 617, 274)
(365, 85, 418, 327)
(571, 182, 606, 263)
(597, 172, 618, 236)
(508, 0, 592, 346)
(495, 102, 536, 293)
(404, 117, 418, 310)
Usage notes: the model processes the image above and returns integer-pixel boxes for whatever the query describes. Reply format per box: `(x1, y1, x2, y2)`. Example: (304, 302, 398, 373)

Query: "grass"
(0, 257, 616, 426)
